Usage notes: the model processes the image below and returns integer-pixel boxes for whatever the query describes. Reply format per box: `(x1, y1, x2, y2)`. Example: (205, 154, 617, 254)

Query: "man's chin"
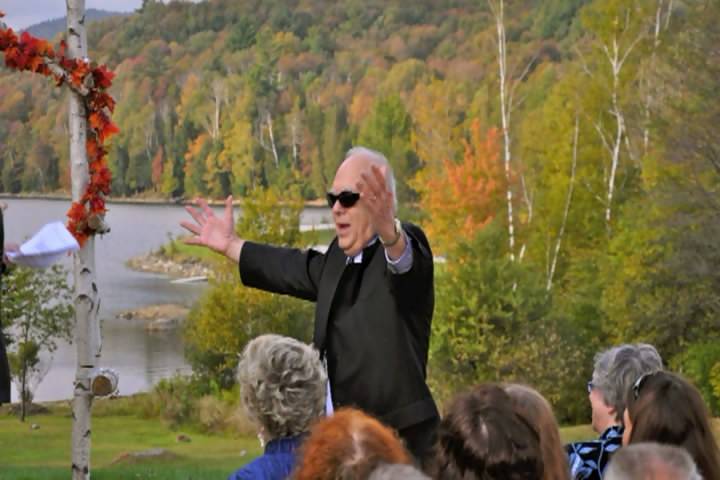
(339, 241, 362, 257)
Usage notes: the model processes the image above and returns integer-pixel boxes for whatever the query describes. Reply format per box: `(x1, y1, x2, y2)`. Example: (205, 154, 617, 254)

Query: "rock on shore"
(117, 304, 190, 331)
(126, 252, 212, 279)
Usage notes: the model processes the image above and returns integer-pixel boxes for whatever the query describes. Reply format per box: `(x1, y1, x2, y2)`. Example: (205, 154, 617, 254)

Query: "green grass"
(2, 401, 655, 480)
(559, 424, 596, 443)
(0, 403, 261, 480)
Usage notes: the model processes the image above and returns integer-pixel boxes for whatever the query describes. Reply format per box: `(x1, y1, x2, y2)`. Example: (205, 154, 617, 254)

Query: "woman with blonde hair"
(505, 384, 570, 480)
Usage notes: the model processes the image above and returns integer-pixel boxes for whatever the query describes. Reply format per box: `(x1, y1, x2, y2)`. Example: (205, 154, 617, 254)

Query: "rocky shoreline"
(126, 251, 212, 279)
(117, 303, 191, 331)
(123, 251, 208, 330)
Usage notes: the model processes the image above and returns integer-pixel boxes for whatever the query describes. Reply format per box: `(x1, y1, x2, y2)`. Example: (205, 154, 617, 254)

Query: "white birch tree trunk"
(68, 1, 101, 478)
(489, 0, 516, 262)
(602, 29, 642, 229)
(547, 115, 579, 291)
(266, 112, 279, 168)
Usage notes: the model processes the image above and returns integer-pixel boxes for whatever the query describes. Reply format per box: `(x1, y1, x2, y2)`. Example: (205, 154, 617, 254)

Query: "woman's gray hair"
(591, 343, 663, 423)
(368, 463, 430, 480)
(605, 442, 702, 480)
(237, 334, 327, 440)
(345, 146, 398, 211)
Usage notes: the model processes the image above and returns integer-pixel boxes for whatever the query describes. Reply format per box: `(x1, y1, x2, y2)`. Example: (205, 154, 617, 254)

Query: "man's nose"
(332, 201, 345, 215)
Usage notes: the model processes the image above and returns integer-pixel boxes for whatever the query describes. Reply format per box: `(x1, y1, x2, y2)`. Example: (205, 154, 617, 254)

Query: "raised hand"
(180, 195, 244, 261)
(357, 164, 397, 243)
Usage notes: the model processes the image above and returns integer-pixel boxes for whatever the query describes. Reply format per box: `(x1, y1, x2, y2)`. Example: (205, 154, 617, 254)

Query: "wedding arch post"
(67, 1, 101, 478)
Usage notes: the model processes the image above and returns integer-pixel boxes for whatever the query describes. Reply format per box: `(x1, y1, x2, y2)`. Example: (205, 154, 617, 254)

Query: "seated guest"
(431, 384, 543, 479)
(623, 371, 720, 480)
(505, 384, 570, 480)
(605, 442, 702, 480)
(368, 463, 431, 479)
(567, 343, 663, 479)
(293, 408, 412, 480)
(228, 334, 326, 480)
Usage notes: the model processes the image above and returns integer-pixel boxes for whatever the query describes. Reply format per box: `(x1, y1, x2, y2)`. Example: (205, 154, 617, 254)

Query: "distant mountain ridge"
(24, 9, 129, 39)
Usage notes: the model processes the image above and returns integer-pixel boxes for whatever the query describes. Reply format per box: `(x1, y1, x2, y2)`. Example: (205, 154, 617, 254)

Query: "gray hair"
(605, 443, 702, 480)
(368, 463, 431, 480)
(237, 334, 327, 440)
(345, 146, 398, 211)
(592, 343, 663, 424)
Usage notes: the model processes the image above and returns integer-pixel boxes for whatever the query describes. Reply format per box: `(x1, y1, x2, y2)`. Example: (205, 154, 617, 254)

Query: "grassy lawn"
(0, 404, 261, 480)
(1, 401, 598, 480)
(14, 401, 712, 479)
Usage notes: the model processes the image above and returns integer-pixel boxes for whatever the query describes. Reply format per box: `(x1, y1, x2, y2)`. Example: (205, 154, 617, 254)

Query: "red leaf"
(103, 121, 119, 139)
(88, 111, 105, 131)
(92, 65, 115, 89)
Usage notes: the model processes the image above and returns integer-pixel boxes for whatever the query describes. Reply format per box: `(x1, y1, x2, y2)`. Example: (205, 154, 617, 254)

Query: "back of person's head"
(368, 463, 430, 480)
(605, 442, 702, 480)
(432, 383, 543, 480)
(504, 384, 570, 480)
(592, 343, 663, 424)
(236, 334, 326, 440)
(626, 371, 720, 480)
(293, 408, 412, 480)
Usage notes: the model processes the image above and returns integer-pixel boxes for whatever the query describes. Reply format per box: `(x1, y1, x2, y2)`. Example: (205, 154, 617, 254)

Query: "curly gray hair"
(591, 343, 663, 423)
(237, 334, 327, 440)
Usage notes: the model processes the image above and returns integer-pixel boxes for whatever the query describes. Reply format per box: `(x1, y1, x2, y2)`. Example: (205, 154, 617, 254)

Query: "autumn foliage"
(0, 10, 117, 245)
(413, 119, 503, 256)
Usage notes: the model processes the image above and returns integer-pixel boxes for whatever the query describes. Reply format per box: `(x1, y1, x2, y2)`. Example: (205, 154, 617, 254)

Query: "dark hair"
(505, 384, 570, 480)
(294, 408, 412, 480)
(626, 371, 720, 480)
(432, 384, 543, 479)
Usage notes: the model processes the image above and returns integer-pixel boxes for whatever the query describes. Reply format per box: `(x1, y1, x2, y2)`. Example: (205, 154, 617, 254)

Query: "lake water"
(3, 198, 332, 402)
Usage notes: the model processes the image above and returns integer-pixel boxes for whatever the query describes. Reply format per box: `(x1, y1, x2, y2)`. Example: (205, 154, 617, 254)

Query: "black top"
(0, 207, 11, 404)
(239, 223, 438, 431)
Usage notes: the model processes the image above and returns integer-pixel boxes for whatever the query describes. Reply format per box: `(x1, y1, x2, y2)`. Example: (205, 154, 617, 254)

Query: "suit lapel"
(314, 240, 346, 352)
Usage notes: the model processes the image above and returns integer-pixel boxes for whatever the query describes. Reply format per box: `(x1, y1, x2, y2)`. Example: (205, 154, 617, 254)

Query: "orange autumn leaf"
(92, 65, 115, 89)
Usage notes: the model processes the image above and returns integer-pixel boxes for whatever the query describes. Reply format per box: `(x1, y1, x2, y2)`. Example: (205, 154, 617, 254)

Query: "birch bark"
(488, 0, 516, 261)
(67, 1, 102, 478)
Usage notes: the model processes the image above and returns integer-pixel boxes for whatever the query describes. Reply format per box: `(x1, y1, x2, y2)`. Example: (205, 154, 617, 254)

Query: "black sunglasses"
(326, 190, 360, 208)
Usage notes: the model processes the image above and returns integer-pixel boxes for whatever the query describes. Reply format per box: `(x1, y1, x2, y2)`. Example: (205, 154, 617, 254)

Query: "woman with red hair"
(294, 408, 413, 480)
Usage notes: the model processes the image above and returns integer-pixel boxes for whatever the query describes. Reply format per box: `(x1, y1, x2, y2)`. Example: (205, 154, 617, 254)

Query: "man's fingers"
(185, 205, 205, 225)
(196, 198, 214, 218)
(370, 165, 388, 193)
(224, 195, 234, 225)
(180, 220, 201, 236)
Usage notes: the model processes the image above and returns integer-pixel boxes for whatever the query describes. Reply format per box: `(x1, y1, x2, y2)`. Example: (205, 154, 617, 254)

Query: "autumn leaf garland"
(0, 11, 118, 246)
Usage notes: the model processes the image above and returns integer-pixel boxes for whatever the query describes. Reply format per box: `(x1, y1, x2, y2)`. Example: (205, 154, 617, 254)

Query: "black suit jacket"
(239, 223, 438, 431)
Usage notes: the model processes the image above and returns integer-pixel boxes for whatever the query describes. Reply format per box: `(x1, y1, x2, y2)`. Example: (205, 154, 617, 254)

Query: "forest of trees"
(2, 0, 719, 422)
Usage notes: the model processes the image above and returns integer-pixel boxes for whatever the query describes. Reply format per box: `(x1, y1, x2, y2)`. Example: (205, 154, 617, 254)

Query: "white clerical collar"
(347, 236, 378, 264)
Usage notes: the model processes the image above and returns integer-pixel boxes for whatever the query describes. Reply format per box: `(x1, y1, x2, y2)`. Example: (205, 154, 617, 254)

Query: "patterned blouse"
(566, 425, 623, 480)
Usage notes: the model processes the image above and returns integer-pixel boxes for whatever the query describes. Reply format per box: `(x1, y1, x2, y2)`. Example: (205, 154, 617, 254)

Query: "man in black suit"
(182, 147, 438, 461)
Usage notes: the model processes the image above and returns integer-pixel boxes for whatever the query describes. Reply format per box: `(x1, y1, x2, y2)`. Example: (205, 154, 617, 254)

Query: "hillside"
(1, 0, 720, 423)
(23, 9, 129, 39)
(0, 0, 587, 201)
